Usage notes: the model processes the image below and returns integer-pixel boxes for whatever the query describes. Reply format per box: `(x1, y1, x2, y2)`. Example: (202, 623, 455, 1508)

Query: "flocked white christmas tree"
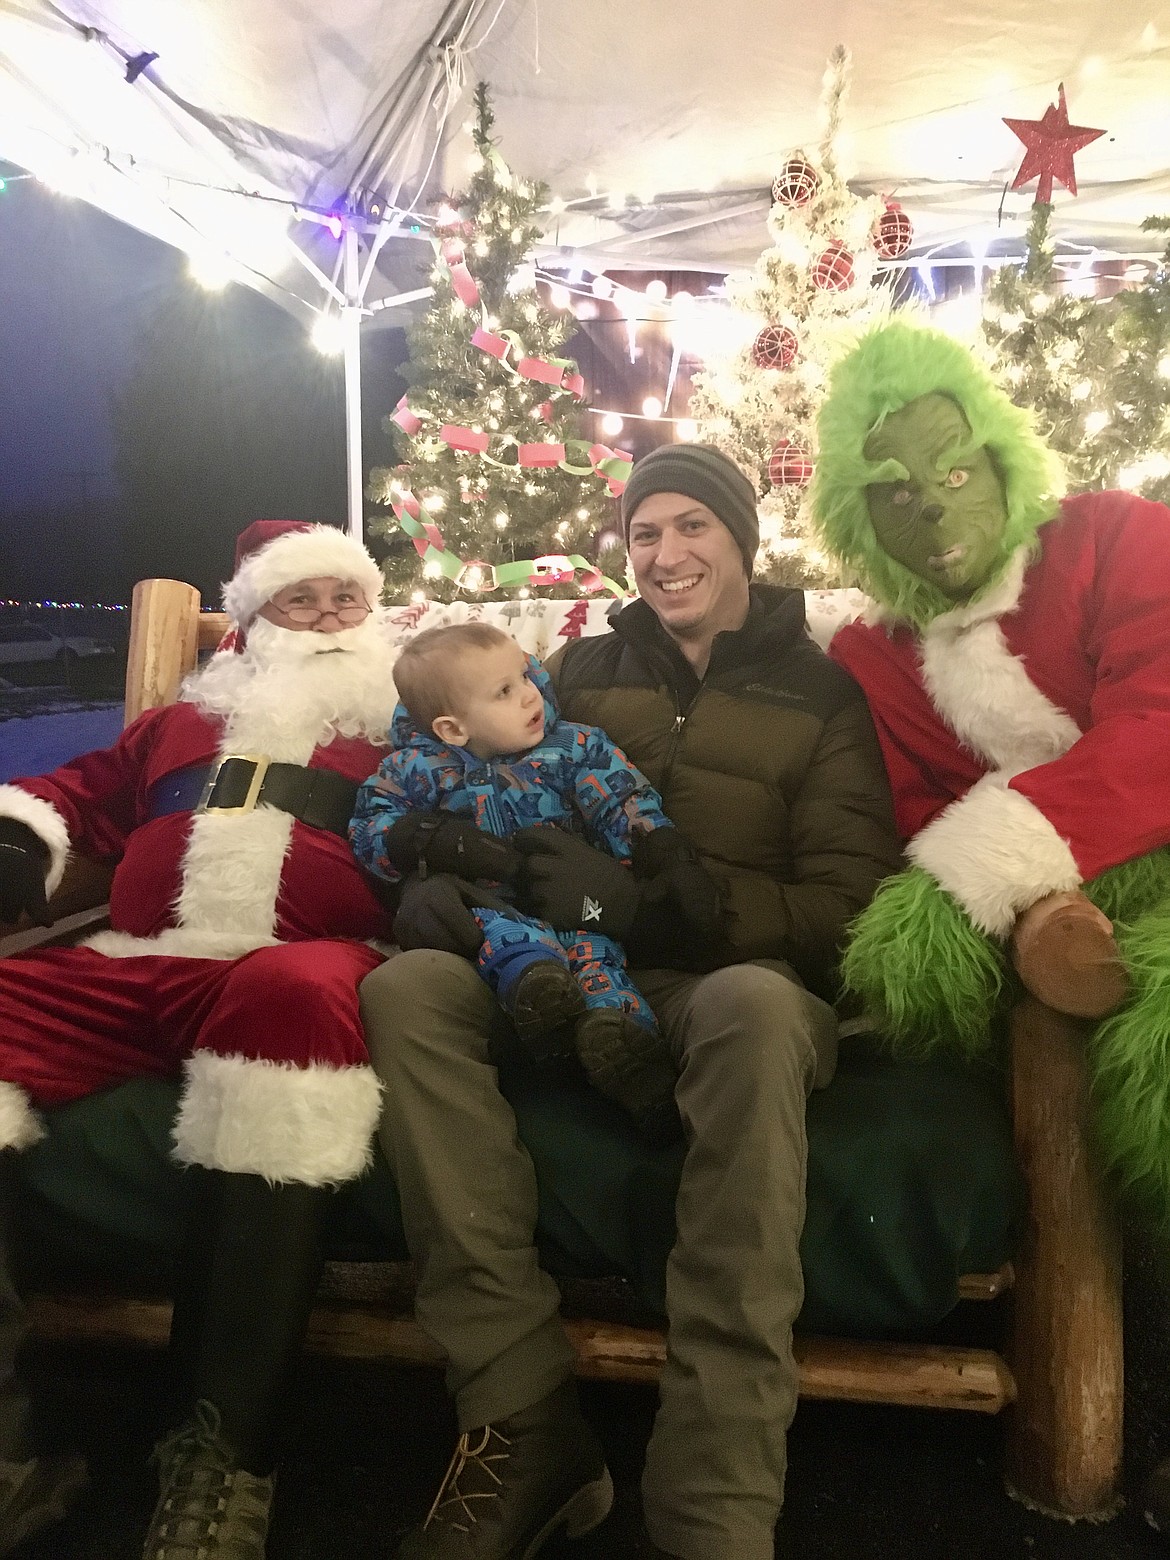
(688, 47, 906, 586)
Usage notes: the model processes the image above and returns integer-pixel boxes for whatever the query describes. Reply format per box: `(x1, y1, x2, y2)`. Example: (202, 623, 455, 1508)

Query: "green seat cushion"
(17, 1049, 1022, 1338)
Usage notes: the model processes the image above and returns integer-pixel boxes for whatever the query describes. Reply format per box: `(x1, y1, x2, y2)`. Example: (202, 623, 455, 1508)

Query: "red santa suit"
(0, 523, 400, 1187)
(828, 491, 1170, 937)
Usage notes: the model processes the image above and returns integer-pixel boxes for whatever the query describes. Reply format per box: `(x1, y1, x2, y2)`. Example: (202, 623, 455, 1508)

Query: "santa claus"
(0, 520, 400, 1559)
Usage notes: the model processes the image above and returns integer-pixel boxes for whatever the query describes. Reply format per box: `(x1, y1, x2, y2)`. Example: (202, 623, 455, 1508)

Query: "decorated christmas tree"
(980, 201, 1118, 489)
(980, 87, 1126, 490)
(368, 84, 626, 602)
(687, 48, 905, 586)
(1093, 217, 1170, 504)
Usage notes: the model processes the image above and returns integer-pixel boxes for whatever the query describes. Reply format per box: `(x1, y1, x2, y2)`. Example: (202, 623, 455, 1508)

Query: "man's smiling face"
(626, 491, 750, 644)
(864, 393, 1008, 600)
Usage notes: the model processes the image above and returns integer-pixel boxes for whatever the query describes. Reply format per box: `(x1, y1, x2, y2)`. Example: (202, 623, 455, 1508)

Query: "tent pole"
(342, 224, 363, 541)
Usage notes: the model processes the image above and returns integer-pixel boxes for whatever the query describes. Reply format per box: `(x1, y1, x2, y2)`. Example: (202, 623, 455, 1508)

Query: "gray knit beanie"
(621, 443, 760, 575)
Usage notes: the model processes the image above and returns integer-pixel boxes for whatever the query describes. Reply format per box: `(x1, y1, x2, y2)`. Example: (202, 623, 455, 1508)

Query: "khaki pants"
(361, 951, 836, 1560)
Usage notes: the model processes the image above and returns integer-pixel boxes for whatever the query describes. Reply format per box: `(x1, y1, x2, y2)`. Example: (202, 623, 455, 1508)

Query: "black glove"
(0, 817, 52, 927)
(643, 851, 724, 941)
(378, 813, 521, 883)
(391, 872, 512, 959)
(512, 827, 641, 939)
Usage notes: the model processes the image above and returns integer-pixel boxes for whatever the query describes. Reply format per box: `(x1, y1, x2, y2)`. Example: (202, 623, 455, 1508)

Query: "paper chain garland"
(389, 484, 629, 596)
(388, 229, 634, 596)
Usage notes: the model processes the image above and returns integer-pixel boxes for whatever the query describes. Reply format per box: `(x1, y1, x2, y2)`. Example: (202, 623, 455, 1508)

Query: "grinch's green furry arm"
(841, 866, 1007, 1060)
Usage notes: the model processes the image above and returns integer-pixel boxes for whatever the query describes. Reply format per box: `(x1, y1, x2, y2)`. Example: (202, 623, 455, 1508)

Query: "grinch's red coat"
(0, 700, 393, 1183)
(829, 492, 1170, 936)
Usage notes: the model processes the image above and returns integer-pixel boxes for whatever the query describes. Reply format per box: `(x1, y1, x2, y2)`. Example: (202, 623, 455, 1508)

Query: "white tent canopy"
(4, 0, 1170, 526)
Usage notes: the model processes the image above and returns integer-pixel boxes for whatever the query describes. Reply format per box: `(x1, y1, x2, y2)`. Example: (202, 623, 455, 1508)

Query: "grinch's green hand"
(841, 866, 1006, 1060)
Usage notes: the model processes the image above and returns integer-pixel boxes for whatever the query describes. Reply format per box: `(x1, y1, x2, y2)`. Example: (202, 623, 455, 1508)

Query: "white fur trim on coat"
(223, 525, 384, 626)
(84, 926, 281, 960)
(172, 1050, 383, 1185)
(0, 1080, 44, 1151)
(0, 784, 70, 897)
(919, 618, 1081, 773)
(908, 776, 1082, 938)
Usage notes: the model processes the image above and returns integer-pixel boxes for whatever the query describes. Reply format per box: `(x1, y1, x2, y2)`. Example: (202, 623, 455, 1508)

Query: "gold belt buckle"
(197, 754, 272, 815)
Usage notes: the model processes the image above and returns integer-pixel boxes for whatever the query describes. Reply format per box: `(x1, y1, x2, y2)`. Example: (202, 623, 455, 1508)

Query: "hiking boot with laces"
(398, 1380, 613, 1558)
(0, 1450, 88, 1556)
(142, 1401, 274, 1560)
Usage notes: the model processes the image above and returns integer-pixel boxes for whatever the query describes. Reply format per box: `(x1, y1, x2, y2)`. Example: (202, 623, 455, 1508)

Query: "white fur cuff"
(0, 1080, 44, 1151)
(0, 785, 70, 897)
(172, 1050, 383, 1185)
(908, 778, 1081, 939)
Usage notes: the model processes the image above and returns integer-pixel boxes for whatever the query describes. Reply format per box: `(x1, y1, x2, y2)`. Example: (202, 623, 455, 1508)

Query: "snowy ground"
(0, 700, 122, 781)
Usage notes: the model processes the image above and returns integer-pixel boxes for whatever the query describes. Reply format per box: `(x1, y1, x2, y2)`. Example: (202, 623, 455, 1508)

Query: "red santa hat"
(221, 520, 385, 626)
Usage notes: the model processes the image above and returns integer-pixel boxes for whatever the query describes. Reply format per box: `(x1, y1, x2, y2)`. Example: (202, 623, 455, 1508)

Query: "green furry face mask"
(864, 394, 1007, 601)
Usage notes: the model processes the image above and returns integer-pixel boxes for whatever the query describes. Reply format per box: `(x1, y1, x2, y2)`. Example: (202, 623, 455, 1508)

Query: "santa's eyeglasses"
(267, 598, 371, 626)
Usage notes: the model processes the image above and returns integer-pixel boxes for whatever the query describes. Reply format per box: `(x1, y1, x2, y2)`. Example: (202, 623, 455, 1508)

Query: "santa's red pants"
(0, 940, 383, 1107)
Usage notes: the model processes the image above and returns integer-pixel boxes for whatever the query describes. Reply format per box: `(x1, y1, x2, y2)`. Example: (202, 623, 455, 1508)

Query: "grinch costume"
(810, 320, 1170, 1239)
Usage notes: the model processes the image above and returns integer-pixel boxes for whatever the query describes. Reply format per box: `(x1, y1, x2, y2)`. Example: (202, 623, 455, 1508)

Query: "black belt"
(147, 758, 359, 838)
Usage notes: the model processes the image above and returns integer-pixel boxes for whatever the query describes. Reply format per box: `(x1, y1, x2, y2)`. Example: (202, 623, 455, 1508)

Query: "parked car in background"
(0, 620, 117, 677)
(0, 622, 117, 668)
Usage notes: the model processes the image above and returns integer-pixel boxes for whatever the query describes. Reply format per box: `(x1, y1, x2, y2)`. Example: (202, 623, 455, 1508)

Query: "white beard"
(183, 613, 400, 759)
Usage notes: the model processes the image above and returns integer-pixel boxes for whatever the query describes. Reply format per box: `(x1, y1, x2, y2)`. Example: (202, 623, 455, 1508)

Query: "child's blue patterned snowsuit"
(350, 656, 672, 1027)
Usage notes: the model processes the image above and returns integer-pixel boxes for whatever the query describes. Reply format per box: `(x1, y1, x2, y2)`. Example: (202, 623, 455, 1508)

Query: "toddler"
(350, 621, 693, 1145)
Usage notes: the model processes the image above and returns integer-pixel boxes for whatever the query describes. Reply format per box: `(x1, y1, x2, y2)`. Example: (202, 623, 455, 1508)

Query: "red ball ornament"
(768, 439, 814, 488)
(812, 240, 855, 291)
(771, 157, 820, 208)
(874, 202, 913, 260)
(751, 324, 799, 370)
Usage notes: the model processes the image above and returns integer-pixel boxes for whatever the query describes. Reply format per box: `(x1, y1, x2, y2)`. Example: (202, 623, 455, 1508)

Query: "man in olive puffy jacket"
(361, 444, 902, 1560)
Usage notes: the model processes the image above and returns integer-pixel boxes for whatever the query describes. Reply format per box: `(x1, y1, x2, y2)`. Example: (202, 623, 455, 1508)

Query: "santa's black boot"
(0, 1152, 88, 1556)
(144, 1169, 331, 1560)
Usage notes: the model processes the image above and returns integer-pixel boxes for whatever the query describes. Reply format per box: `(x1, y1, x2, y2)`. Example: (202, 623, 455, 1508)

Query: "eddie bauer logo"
(581, 895, 603, 923)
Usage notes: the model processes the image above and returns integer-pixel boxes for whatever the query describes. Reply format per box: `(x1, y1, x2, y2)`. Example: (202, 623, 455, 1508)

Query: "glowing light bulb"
(463, 565, 487, 591)
(187, 249, 236, 291)
(1030, 292, 1052, 314)
(1084, 410, 1110, 435)
(474, 239, 490, 257)
(549, 196, 567, 216)
(672, 290, 695, 314)
(494, 512, 509, 529)
(576, 508, 590, 520)
(645, 279, 668, 303)
(600, 412, 624, 437)
(519, 587, 531, 599)
(676, 419, 699, 440)
(310, 314, 346, 354)
(642, 396, 664, 419)
(549, 284, 571, 311)
(1070, 380, 1093, 402)
(591, 274, 614, 300)
(1158, 355, 1170, 379)
(423, 560, 443, 579)
(422, 493, 446, 513)
(411, 590, 427, 603)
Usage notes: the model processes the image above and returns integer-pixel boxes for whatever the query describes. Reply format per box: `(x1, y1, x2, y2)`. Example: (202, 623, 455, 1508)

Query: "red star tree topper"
(1003, 84, 1104, 204)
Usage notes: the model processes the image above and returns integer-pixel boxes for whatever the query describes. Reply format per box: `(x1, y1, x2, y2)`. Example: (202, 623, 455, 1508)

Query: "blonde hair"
(394, 621, 514, 731)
